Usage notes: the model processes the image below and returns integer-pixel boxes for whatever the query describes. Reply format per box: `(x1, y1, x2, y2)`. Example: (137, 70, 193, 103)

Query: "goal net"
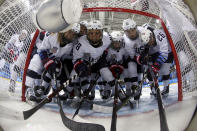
(0, 0, 196, 101)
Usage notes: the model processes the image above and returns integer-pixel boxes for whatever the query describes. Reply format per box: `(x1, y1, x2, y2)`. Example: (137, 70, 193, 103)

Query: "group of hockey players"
(4, 18, 173, 106)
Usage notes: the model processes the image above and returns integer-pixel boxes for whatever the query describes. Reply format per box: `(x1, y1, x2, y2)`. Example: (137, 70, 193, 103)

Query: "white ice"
(0, 77, 196, 131)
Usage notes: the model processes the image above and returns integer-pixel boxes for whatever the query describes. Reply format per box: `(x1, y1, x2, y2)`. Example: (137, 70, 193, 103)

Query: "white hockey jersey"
(38, 33, 73, 58)
(106, 47, 126, 64)
(5, 34, 24, 54)
(148, 29, 171, 59)
(123, 27, 144, 59)
(73, 33, 111, 64)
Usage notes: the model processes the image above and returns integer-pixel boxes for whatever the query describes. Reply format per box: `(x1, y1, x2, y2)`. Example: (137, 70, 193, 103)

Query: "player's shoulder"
(153, 28, 166, 35)
(78, 35, 87, 44)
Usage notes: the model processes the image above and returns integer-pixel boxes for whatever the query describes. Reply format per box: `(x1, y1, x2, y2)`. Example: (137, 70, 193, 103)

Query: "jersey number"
(75, 43, 82, 51)
(157, 32, 165, 42)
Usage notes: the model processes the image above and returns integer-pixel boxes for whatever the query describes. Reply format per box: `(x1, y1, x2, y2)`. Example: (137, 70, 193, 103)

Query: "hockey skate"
(100, 89, 111, 100)
(134, 86, 142, 100)
(34, 86, 45, 97)
(26, 86, 43, 103)
(161, 85, 169, 96)
(118, 90, 127, 102)
(88, 90, 95, 100)
(8, 79, 15, 93)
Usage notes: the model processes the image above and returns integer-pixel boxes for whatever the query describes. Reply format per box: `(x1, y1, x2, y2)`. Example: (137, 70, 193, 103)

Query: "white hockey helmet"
(122, 18, 137, 31)
(87, 20, 103, 30)
(110, 31, 123, 42)
(72, 23, 80, 34)
(21, 29, 28, 35)
(140, 28, 152, 44)
(35, 0, 82, 33)
(79, 20, 89, 27)
(19, 29, 28, 41)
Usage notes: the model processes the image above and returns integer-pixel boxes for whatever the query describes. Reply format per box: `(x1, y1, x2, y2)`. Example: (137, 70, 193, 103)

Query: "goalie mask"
(87, 20, 103, 48)
(110, 31, 123, 51)
(122, 18, 138, 40)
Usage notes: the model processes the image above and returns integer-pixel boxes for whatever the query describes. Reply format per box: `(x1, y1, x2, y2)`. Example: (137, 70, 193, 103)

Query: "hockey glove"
(135, 55, 151, 65)
(44, 59, 57, 76)
(110, 64, 124, 78)
(97, 49, 108, 69)
(74, 60, 90, 77)
(151, 62, 160, 73)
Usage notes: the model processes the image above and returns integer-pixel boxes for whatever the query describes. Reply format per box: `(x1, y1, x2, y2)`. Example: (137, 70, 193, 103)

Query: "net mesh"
(0, 0, 196, 101)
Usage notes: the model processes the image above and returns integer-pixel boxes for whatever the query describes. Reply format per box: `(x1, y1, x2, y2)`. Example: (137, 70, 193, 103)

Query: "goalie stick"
(57, 96, 105, 131)
(148, 62, 169, 131)
(23, 74, 78, 120)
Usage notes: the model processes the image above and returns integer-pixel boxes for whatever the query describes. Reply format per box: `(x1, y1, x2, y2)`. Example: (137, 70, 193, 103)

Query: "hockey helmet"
(19, 29, 28, 41)
(80, 20, 89, 27)
(122, 18, 137, 31)
(87, 20, 103, 30)
(140, 28, 152, 44)
(72, 23, 80, 34)
(110, 31, 123, 51)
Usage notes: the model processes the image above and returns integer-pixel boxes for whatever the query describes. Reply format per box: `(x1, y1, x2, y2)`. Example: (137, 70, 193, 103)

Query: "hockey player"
(8, 30, 28, 93)
(79, 20, 88, 36)
(72, 20, 111, 100)
(0, 30, 27, 66)
(138, 27, 172, 96)
(25, 31, 48, 97)
(122, 18, 143, 100)
(101, 30, 126, 100)
(26, 23, 80, 102)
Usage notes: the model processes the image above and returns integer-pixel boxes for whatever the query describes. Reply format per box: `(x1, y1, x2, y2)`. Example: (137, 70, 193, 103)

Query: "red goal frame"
(21, 7, 182, 101)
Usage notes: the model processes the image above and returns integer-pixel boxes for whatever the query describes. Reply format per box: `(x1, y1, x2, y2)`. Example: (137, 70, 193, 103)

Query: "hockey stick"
(53, 71, 104, 131)
(23, 74, 78, 120)
(110, 78, 119, 131)
(118, 83, 134, 109)
(72, 73, 100, 119)
(57, 96, 105, 131)
(148, 63, 169, 131)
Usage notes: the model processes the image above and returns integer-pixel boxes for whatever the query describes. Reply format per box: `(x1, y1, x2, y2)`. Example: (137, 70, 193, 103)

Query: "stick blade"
(23, 99, 47, 120)
(58, 99, 105, 131)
